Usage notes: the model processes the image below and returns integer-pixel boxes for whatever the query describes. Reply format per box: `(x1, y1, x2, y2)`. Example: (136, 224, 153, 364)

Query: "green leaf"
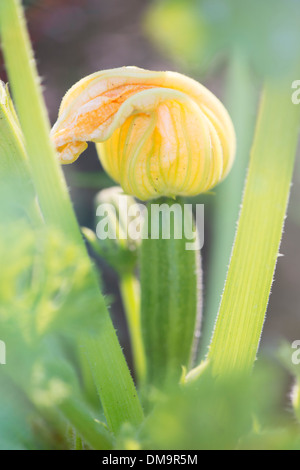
(0, 81, 40, 224)
(0, 377, 43, 450)
(0, 0, 143, 433)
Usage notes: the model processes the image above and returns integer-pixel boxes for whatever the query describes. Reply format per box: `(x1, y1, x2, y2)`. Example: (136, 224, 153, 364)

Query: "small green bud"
(84, 186, 143, 274)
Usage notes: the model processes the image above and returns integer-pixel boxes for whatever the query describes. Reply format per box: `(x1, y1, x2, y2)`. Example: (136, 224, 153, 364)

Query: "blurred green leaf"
(0, 220, 106, 394)
(0, 226, 102, 339)
(0, 378, 40, 450)
(141, 360, 299, 450)
(145, 0, 300, 77)
(0, 81, 39, 224)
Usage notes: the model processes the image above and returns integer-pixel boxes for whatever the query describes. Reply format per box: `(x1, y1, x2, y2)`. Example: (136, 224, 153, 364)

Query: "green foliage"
(0, 0, 143, 435)
(0, 220, 115, 449)
(145, 0, 300, 77)
(0, 224, 102, 348)
(200, 53, 258, 358)
(0, 0, 299, 451)
(140, 360, 300, 450)
(0, 81, 38, 224)
(0, 378, 42, 450)
(84, 186, 146, 385)
(208, 81, 300, 375)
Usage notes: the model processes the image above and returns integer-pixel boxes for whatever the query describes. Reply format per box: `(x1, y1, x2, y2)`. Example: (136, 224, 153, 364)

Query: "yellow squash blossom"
(51, 67, 236, 200)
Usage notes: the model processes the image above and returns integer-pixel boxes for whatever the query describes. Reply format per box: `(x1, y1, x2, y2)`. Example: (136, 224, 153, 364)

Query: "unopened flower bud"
(52, 67, 236, 200)
(83, 186, 142, 274)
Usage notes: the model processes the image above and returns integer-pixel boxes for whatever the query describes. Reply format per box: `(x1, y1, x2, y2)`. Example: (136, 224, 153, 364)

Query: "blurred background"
(4, 0, 299, 366)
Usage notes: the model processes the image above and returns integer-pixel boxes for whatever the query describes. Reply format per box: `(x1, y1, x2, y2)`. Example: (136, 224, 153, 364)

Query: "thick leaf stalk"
(208, 80, 300, 376)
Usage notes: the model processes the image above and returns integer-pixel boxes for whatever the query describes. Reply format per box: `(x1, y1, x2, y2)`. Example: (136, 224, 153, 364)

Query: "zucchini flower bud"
(51, 67, 236, 200)
(83, 186, 142, 275)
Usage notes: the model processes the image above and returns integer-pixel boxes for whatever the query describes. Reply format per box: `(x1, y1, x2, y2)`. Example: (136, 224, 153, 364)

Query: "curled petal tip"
(51, 67, 236, 200)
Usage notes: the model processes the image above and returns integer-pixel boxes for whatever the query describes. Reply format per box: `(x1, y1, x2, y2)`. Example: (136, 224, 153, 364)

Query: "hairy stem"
(208, 80, 300, 375)
(200, 51, 257, 358)
(140, 198, 202, 388)
(58, 397, 114, 450)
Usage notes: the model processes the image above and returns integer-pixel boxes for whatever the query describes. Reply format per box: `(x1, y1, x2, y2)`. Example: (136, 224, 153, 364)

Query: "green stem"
(199, 51, 257, 358)
(74, 433, 84, 450)
(140, 198, 202, 388)
(0, 0, 143, 433)
(0, 81, 37, 221)
(58, 397, 114, 450)
(119, 271, 146, 384)
(208, 80, 300, 375)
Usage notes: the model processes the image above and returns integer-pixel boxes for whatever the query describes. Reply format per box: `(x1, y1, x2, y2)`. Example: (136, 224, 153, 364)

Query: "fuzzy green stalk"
(0, 81, 42, 226)
(199, 51, 257, 359)
(208, 80, 300, 375)
(140, 198, 202, 388)
(58, 397, 114, 450)
(82, 225, 146, 386)
(0, 0, 143, 432)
